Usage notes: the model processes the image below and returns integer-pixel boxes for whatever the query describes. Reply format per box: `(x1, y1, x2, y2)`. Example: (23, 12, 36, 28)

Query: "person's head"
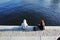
(40, 20, 45, 30)
(40, 20, 45, 27)
(23, 19, 27, 23)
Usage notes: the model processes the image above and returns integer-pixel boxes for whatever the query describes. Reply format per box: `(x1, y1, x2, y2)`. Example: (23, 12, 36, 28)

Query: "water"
(0, 0, 60, 26)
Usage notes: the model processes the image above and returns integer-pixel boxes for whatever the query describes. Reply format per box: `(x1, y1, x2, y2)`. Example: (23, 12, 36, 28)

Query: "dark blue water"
(0, 0, 60, 26)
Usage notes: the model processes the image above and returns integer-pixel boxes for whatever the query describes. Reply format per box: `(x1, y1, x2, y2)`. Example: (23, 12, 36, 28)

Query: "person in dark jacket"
(33, 20, 45, 31)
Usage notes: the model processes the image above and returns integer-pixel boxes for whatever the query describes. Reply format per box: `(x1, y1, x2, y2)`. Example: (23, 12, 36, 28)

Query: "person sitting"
(40, 20, 45, 30)
(33, 20, 45, 31)
(21, 19, 28, 30)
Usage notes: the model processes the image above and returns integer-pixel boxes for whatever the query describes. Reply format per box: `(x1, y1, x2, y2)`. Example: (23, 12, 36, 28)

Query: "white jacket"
(21, 19, 28, 29)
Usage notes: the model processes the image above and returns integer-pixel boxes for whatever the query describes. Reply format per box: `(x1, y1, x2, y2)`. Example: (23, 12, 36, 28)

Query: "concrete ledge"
(0, 36, 59, 40)
(0, 26, 60, 40)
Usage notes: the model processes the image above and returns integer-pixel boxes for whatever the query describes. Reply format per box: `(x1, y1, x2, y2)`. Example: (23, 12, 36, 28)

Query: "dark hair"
(57, 37, 60, 40)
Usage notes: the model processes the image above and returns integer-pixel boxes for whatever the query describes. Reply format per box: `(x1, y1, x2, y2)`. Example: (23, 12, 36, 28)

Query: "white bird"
(21, 19, 28, 29)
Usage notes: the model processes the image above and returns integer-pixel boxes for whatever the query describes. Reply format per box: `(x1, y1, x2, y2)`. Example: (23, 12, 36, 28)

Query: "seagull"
(21, 19, 28, 30)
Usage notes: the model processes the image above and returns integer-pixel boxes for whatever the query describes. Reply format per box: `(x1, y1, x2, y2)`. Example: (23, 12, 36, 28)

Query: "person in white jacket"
(21, 19, 28, 30)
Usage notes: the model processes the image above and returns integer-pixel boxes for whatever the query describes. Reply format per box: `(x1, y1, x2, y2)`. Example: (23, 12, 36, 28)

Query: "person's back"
(21, 19, 28, 29)
(40, 20, 45, 30)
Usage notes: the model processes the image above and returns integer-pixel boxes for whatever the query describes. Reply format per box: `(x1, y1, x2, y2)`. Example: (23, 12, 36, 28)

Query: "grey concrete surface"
(0, 26, 60, 40)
